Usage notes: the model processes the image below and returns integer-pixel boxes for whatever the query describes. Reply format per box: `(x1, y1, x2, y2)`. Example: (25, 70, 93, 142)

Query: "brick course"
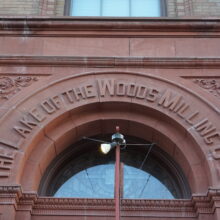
(0, 0, 220, 17)
(192, 0, 220, 16)
(0, 0, 40, 16)
(167, 0, 220, 17)
(55, 0, 65, 16)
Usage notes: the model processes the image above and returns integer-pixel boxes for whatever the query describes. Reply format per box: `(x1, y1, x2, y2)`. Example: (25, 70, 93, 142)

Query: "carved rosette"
(193, 79, 220, 98)
(0, 76, 38, 100)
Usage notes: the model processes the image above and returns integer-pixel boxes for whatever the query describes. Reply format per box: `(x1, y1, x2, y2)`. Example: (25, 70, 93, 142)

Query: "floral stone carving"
(193, 79, 220, 98)
(0, 76, 38, 100)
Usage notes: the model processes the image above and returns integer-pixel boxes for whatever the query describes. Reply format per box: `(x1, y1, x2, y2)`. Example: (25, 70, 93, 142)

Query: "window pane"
(71, 0, 161, 17)
(102, 0, 129, 17)
(54, 164, 174, 199)
(54, 164, 115, 198)
(71, 0, 101, 16)
(123, 165, 174, 199)
(131, 0, 161, 17)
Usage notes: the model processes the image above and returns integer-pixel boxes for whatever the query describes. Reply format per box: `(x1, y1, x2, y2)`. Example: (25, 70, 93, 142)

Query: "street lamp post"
(115, 141, 121, 220)
(100, 126, 125, 220)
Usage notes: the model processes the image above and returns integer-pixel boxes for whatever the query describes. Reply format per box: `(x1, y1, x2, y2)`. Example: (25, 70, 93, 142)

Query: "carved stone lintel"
(20, 192, 220, 216)
(0, 76, 38, 100)
(0, 186, 218, 217)
(193, 79, 220, 98)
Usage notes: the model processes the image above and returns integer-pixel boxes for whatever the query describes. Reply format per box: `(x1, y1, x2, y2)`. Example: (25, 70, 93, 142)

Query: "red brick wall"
(167, 0, 220, 17)
(192, 0, 220, 16)
(0, 0, 40, 16)
(167, 0, 193, 17)
(40, 0, 55, 16)
(0, 0, 64, 16)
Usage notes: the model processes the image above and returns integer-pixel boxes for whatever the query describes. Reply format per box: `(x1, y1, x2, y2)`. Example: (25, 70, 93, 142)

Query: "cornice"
(23, 193, 219, 214)
(1, 56, 220, 69)
(0, 187, 219, 217)
(0, 186, 215, 218)
(0, 185, 22, 209)
(0, 17, 220, 37)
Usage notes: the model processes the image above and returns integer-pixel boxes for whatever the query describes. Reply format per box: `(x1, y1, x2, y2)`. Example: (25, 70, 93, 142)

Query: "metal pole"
(115, 144, 120, 220)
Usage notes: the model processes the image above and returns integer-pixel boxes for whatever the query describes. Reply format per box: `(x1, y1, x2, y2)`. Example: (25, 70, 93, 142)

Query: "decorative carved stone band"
(0, 185, 217, 219)
(0, 185, 219, 218)
(194, 79, 220, 98)
(1, 56, 220, 68)
(0, 76, 38, 100)
(12, 78, 220, 146)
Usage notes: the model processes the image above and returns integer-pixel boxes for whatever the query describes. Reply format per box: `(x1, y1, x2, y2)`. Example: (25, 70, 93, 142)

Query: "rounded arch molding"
(0, 71, 219, 195)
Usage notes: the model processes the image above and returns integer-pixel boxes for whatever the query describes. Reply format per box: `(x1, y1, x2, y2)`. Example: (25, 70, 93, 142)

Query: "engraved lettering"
(192, 119, 220, 144)
(173, 101, 186, 113)
(0, 139, 19, 150)
(158, 90, 182, 111)
(97, 79, 115, 96)
(29, 108, 46, 122)
(194, 118, 209, 129)
(0, 150, 15, 160)
(194, 119, 216, 136)
(73, 87, 86, 100)
(116, 82, 126, 96)
(185, 111, 200, 125)
(13, 126, 31, 138)
(84, 84, 96, 98)
(146, 88, 159, 102)
(136, 86, 148, 99)
(0, 172, 9, 177)
(0, 158, 12, 170)
(41, 99, 56, 114)
(19, 115, 38, 130)
(203, 132, 220, 145)
(127, 83, 137, 97)
(50, 95, 62, 109)
(0, 149, 15, 177)
(62, 90, 75, 103)
(11, 78, 220, 146)
(177, 104, 190, 118)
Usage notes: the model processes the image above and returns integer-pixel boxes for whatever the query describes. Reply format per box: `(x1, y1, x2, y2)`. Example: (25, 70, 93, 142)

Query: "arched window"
(54, 164, 175, 199)
(39, 136, 191, 199)
(65, 0, 166, 17)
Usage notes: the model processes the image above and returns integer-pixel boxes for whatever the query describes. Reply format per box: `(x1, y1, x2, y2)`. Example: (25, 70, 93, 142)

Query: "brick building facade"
(0, 0, 220, 220)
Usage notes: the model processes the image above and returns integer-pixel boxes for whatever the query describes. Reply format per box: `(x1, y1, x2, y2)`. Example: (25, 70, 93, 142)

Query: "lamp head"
(111, 125, 125, 144)
(100, 126, 126, 154)
(111, 133, 125, 145)
(100, 143, 112, 154)
(100, 142, 117, 154)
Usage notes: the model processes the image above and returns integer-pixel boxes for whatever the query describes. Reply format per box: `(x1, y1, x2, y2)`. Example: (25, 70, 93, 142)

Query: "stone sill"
(0, 16, 220, 36)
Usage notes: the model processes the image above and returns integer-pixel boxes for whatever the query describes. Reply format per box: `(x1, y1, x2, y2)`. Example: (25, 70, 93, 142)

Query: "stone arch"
(1, 71, 219, 196)
(19, 101, 209, 195)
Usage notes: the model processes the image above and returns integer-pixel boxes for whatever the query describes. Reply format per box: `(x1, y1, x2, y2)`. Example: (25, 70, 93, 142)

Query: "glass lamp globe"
(100, 143, 112, 154)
